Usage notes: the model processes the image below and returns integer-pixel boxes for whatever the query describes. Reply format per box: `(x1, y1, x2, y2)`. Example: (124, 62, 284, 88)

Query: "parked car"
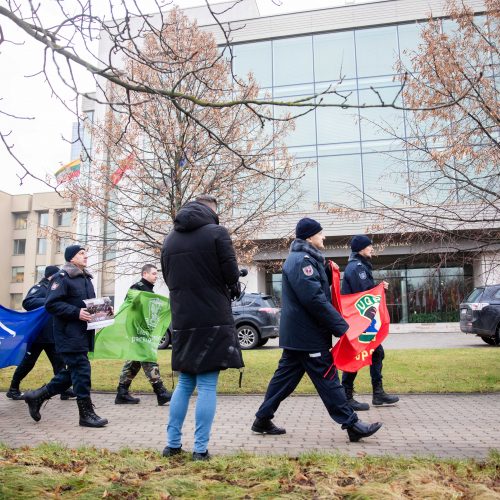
(459, 285, 500, 346)
(158, 292, 280, 350)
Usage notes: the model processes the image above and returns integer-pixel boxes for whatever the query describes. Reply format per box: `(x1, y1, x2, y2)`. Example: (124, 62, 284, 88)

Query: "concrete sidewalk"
(1, 392, 498, 459)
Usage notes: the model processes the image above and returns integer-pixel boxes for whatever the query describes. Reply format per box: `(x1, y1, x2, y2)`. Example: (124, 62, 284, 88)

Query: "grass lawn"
(1, 444, 498, 499)
(0, 347, 498, 395)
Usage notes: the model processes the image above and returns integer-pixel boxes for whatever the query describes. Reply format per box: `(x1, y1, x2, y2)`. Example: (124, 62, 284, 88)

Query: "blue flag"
(0, 305, 49, 369)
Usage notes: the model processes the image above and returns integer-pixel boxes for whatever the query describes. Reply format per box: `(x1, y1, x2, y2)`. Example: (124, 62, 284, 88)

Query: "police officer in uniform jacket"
(6, 266, 75, 401)
(114, 264, 172, 406)
(341, 235, 399, 411)
(251, 218, 382, 443)
(24, 245, 108, 427)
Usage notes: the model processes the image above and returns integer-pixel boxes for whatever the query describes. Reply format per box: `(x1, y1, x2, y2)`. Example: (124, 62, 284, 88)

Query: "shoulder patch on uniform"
(51, 282, 59, 290)
(358, 271, 367, 280)
(302, 265, 314, 276)
(29, 288, 37, 294)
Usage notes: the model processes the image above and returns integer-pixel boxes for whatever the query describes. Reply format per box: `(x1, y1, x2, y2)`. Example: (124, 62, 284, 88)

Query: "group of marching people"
(4, 194, 399, 461)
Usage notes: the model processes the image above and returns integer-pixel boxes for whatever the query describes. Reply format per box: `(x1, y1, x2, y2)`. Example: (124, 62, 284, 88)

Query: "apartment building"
(0, 191, 76, 310)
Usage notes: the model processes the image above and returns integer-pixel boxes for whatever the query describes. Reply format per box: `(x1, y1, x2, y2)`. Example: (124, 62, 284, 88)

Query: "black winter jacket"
(279, 239, 349, 351)
(45, 263, 96, 353)
(130, 278, 155, 293)
(161, 202, 244, 374)
(22, 278, 55, 343)
(341, 253, 375, 294)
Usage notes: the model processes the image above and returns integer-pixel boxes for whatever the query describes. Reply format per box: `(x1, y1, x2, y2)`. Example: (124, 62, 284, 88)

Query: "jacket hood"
(348, 252, 373, 269)
(290, 238, 325, 264)
(174, 201, 219, 233)
(62, 262, 93, 279)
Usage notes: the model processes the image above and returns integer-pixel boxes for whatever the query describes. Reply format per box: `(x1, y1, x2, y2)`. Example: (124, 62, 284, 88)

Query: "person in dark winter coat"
(23, 245, 108, 428)
(161, 195, 244, 461)
(341, 235, 399, 411)
(251, 218, 382, 443)
(6, 266, 74, 401)
(115, 264, 172, 406)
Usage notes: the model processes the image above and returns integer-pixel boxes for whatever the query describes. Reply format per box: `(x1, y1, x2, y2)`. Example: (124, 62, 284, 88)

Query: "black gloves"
(228, 282, 242, 300)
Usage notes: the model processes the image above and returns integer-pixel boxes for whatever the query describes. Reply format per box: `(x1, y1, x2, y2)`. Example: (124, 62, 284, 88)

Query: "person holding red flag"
(341, 235, 400, 411)
(251, 218, 382, 443)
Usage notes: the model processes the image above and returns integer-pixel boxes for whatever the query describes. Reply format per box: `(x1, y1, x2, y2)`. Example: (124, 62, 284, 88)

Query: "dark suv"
(158, 293, 280, 350)
(460, 285, 500, 346)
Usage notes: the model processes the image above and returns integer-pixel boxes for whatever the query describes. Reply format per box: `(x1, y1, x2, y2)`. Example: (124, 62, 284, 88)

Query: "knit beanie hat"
(64, 244, 85, 263)
(44, 265, 60, 278)
(351, 235, 373, 253)
(296, 218, 323, 240)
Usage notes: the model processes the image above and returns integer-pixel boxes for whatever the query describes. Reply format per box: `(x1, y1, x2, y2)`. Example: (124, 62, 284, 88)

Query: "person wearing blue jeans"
(161, 196, 244, 460)
(167, 372, 219, 454)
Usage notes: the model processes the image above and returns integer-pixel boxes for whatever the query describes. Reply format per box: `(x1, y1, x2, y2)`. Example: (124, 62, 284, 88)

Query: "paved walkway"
(1, 392, 498, 459)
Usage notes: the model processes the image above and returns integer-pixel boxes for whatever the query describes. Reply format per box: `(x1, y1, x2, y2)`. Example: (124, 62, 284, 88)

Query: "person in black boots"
(115, 264, 172, 406)
(341, 235, 400, 411)
(23, 245, 108, 428)
(251, 218, 382, 443)
(6, 266, 75, 401)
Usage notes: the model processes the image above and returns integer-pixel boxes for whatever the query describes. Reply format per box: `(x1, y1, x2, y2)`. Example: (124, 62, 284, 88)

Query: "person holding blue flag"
(23, 245, 108, 428)
(6, 266, 75, 401)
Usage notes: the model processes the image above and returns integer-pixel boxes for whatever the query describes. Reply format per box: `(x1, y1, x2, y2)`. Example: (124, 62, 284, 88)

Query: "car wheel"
(257, 338, 269, 347)
(480, 335, 499, 346)
(158, 328, 172, 350)
(237, 325, 260, 350)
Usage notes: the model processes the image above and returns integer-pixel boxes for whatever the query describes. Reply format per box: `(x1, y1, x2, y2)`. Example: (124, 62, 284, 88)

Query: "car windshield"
(465, 288, 484, 303)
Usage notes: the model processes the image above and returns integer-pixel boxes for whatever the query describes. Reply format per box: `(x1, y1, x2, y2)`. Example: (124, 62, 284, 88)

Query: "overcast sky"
(0, 0, 352, 195)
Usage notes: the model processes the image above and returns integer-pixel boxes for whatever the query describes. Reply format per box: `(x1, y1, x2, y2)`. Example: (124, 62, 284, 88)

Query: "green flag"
(89, 290, 171, 362)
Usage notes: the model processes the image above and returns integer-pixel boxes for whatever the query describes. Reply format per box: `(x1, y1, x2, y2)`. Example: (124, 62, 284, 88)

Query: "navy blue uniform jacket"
(22, 278, 55, 343)
(45, 263, 96, 353)
(279, 239, 349, 352)
(341, 253, 375, 294)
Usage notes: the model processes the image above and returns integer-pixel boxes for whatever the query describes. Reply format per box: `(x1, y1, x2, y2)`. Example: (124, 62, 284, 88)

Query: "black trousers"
(255, 349, 358, 427)
(341, 344, 385, 390)
(45, 352, 91, 400)
(10, 342, 65, 387)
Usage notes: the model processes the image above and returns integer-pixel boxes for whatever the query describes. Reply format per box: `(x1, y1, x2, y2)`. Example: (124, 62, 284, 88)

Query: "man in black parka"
(251, 218, 382, 443)
(161, 195, 243, 460)
(23, 245, 108, 428)
(341, 235, 399, 411)
(6, 266, 74, 401)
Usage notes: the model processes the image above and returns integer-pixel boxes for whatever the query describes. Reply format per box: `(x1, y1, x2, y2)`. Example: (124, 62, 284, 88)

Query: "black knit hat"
(44, 265, 60, 278)
(351, 235, 373, 253)
(64, 244, 85, 262)
(296, 218, 323, 240)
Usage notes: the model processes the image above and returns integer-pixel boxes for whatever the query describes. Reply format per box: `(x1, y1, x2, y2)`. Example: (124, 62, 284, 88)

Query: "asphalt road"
(262, 331, 494, 350)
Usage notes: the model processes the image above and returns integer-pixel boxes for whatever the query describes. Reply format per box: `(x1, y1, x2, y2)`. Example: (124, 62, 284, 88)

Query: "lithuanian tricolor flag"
(55, 159, 81, 184)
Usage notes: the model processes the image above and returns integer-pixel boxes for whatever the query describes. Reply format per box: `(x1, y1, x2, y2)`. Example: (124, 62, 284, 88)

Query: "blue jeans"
(167, 371, 219, 453)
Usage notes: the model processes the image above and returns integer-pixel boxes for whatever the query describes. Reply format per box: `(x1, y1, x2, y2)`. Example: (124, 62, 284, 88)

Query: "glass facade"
(232, 21, 428, 210)
(266, 266, 472, 324)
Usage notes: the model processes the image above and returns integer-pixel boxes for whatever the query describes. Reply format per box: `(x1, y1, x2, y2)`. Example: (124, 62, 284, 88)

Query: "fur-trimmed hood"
(290, 238, 325, 264)
(62, 262, 93, 279)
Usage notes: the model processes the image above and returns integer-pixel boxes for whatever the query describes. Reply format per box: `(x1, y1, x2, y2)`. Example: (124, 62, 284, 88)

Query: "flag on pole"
(111, 153, 135, 186)
(330, 263, 390, 372)
(55, 159, 81, 184)
(0, 305, 49, 368)
(89, 290, 171, 362)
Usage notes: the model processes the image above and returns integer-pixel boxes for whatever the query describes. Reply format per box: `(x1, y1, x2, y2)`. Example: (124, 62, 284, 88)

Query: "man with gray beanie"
(6, 265, 75, 401)
(251, 218, 382, 443)
(341, 235, 399, 411)
(24, 244, 108, 428)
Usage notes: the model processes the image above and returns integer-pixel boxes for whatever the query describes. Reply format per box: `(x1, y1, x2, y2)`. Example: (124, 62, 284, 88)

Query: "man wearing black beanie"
(251, 218, 382, 443)
(6, 266, 75, 401)
(24, 245, 108, 428)
(341, 235, 399, 411)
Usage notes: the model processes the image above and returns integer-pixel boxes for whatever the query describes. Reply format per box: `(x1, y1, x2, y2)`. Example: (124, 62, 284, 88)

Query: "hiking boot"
(192, 450, 210, 461)
(77, 397, 108, 427)
(344, 420, 382, 442)
(115, 383, 140, 404)
(162, 446, 183, 457)
(60, 388, 77, 400)
(24, 386, 51, 422)
(6, 386, 24, 400)
(372, 383, 399, 406)
(152, 381, 171, 406)
(344, 386, 370, 411)
(251, 417, 286, 435)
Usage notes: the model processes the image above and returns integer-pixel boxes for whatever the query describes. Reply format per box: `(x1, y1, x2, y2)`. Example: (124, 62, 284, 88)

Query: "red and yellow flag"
(330, 262, 390, 372)
(54, 159, 81, 184)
